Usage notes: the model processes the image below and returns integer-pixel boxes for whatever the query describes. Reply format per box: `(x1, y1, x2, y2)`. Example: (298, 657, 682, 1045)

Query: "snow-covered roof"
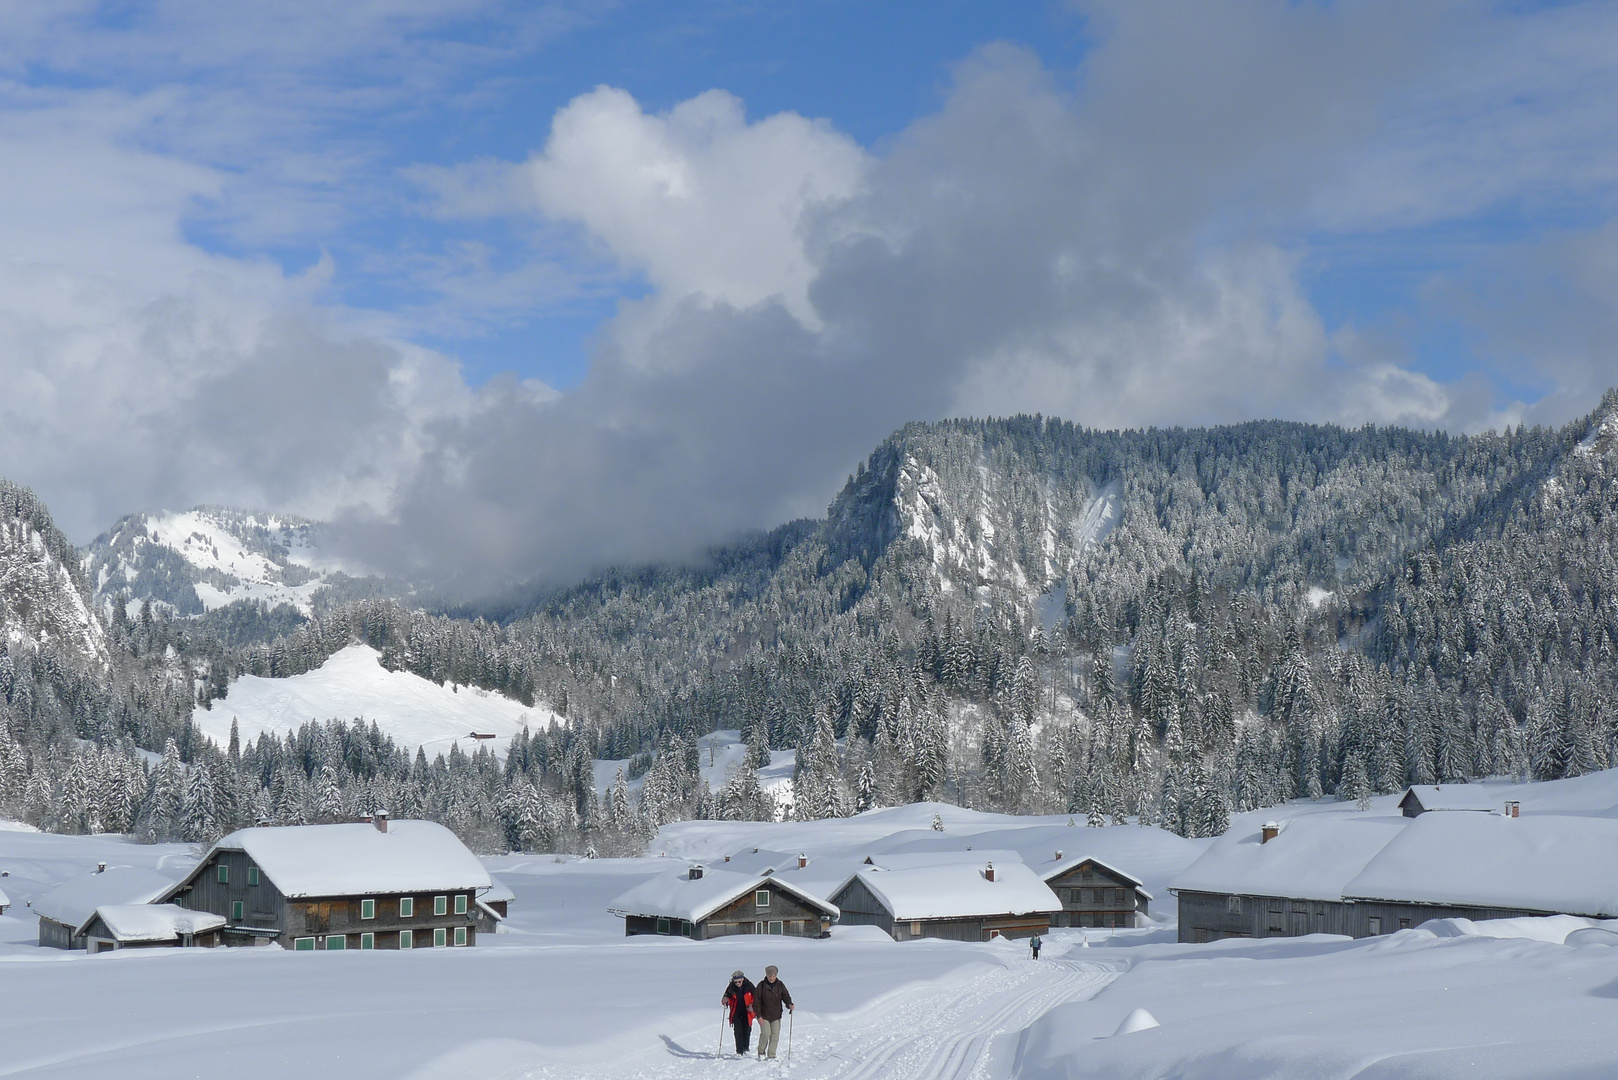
(0, 885, 9, 909)
(1401, 785, 1497, 813)
(34, 867, 177, 933)
(483, 875, 515, 904)
(864, 848, 1026, 871)
(835, 861, 1062, 921)
(1169, 816, 1409, 903)
(1345, 812, 1618, 917)
(1034, 852, 1150, 896)
(91, 904, 227, 943)
(172, 821, 490, 900)
(608, 867, 838, 924)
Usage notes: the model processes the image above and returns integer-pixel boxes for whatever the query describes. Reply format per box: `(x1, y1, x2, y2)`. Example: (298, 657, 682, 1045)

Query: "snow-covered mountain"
(0, 481, 107, 668)
(84, 505, 384, 617)
(195, 643, 563, 755)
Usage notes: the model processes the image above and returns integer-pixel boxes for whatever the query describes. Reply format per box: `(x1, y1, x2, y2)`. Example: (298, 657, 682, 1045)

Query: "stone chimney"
(1504, 801, 1520, 818)
(689, 864, 704, 881)
(1055, 850, 1063, 861)
(96, 862, 106, 874)
(985, 862, 995, 883)
(1261, 822, 1280, 844)
(798, 853, 808, 869)
(374, 812, 388, 834)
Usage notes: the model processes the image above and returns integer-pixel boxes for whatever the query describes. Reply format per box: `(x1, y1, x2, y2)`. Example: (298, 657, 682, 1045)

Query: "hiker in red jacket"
(722, 970, 756, 1056)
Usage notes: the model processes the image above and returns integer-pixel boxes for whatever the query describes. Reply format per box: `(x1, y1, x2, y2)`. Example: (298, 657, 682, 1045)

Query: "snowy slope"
(5, 810, 1618, 1080)
(594, 728, 797, 804)
(193, 644, 561, 755)
(85, 505, 380, 616)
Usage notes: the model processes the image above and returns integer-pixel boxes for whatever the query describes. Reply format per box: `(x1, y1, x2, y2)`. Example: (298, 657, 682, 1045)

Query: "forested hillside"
(2, 391, 1615, 854)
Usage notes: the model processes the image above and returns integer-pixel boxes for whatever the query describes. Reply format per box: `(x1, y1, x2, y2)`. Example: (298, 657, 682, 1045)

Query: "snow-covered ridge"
(193, 643, 563, 755)
(85, 505, 378, 616)
(0, 489, 107, 668)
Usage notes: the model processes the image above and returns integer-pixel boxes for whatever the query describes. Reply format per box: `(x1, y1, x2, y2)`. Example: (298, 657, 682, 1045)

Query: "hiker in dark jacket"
(754, 965, 794, 1060)
(722, 970, 755, 1055)
(1030, 933, 1042, 960)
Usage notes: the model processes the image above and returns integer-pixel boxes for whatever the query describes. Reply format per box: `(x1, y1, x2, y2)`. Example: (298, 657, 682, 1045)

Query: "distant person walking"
(1030, 933, 1042, 960)
(722, 970, 756, 1056)
(754, 964, 795, 1061)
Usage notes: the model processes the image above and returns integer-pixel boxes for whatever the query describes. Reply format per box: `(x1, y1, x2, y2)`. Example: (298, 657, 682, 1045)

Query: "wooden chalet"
(1173, 811, 1618, 942)
(1035, 852, 1151, 928)
(0, 884, 9, 915)
(608, 864, 838, 940)
(830, 859, 1061, 942)
(160, 815, 492, 951)
(34, 866, 176, 950)
(82, 904, 225, 953)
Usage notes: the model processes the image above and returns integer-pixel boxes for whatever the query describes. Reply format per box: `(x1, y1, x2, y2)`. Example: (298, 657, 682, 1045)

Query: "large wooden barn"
(1036, 852, 1151, 928)
(830, 859, 1061, 942)
(609, 864, 837, 940)
(1172, 811, 1618, 942)
(160, 816, 492, 950)
(35, 866, 177, 950)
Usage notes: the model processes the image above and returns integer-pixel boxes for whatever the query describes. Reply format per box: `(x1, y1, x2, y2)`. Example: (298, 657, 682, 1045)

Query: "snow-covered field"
(2, 796, 1617, 1079)
(193, 644, 561, 755)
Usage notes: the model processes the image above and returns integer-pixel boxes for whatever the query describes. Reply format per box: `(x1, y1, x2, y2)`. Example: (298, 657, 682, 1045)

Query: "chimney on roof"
(689, 864, 704, 881)
(798, 853, 808, 869)
(1261, 822, 1280, 844)
(96, 863, 106, 874)
(1055, 850, 1063, 861)
(985, 862, 995, 883)
(1505, 801, 1520, 818)
(374, 812, 388, 834)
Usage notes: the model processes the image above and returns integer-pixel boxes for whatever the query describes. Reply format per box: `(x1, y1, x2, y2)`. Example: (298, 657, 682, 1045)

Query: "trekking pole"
(787, 1009, 794, 1066)
(719, 1005, 726, 1057)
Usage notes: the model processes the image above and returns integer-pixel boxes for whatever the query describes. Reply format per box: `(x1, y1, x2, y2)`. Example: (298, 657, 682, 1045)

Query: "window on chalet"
(247, 867, 259, 887)
(434, 896, 448, 916)
(326, 935, 345, 950)
(656, 917, 670, 935)
(360, 933, 375, 949)
(756, 890, 770, 908)
(1368, 917, 1382, 935)
(454, 927, 467, 946)
(454, 894, 468, 915)
(360, 899, 375, 920)
(217, 864, 228, 884)
(1226, 896, 1243, 914)
(294, 937, 315, 951)
(433, 928, 447, 947)
(769, 921, 784, 935)
(399, 898, 414, 918)
(231, 901, 244, 921)
(399, 929, 414, 949)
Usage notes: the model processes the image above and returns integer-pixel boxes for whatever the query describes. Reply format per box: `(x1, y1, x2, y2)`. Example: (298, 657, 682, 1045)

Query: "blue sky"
(2, 1, 1617, 580)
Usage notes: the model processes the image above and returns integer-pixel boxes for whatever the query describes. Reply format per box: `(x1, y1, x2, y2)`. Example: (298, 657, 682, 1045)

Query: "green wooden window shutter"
(434, 896, 448, 916)
(433, 927, 447, 947)
(360, 933, 375, 949)
(294, 937, 315, 951)
(454, 894, 468, 915)
(231, 900, 244, 920)
(217, 864, 228, 884)
(326, 935, 345, 950)
(399, 897, 414, 917)
(247, 867, 259, 887)
(454, 927, 467, 946)
(399, 929, 413, 949)
(360, 899, 375, 920)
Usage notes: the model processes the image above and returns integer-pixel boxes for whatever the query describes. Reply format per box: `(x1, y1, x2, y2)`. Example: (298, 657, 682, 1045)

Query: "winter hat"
(765, 965, 779, 977)
(732, 970, 745, 979)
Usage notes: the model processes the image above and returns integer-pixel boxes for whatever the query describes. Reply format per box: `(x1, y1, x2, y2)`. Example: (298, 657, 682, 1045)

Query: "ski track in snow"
(530, 945, 1119, 1080)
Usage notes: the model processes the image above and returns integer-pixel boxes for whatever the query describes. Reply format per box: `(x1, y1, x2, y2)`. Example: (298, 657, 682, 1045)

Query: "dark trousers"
(733, 1019, 752, 1053)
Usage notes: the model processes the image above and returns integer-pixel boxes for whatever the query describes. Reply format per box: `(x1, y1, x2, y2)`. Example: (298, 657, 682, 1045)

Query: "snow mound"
(194, 644, 561, 756)
(1113, 1008, 1160, 1036)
